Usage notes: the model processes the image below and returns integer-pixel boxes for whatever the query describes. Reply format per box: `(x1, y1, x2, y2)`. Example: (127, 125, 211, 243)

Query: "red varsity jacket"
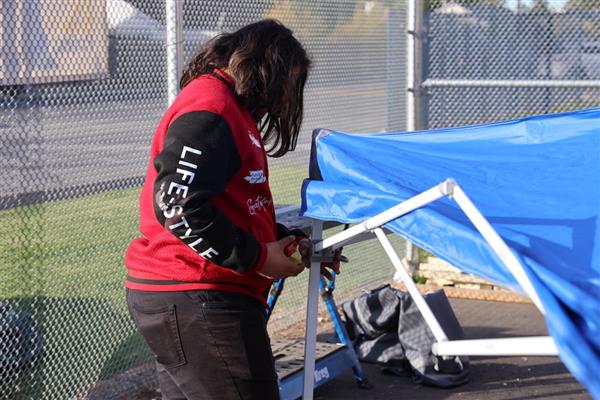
(124, 69, 300, 304)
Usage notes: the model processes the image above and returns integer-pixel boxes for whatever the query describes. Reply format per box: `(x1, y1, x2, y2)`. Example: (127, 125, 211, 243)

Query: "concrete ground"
(313, 298, 591, 400)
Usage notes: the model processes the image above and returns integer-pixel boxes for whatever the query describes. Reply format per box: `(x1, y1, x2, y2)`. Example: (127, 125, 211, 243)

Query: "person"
(124, 19, 339, 400)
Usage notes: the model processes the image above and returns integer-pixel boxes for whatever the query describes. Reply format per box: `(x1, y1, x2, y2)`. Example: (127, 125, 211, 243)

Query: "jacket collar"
(211, 68, 236, 93)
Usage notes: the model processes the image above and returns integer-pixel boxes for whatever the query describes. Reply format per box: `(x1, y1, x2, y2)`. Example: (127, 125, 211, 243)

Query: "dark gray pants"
(126, 289, 280, 400)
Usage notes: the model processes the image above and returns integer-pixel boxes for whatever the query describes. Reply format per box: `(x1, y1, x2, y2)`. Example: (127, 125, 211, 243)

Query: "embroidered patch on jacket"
(244, 169, 267, 184)
(247, 195, 272, 215)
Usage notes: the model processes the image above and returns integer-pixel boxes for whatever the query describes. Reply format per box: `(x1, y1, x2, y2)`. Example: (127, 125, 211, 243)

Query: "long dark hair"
(180, 19, 311, 158)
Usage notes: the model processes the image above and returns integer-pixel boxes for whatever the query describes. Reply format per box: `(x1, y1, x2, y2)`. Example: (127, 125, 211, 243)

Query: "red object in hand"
(284, 240, 299, 257)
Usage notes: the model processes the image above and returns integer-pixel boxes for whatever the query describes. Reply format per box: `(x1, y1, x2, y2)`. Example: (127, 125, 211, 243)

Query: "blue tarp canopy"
(300, 108, 600, 398)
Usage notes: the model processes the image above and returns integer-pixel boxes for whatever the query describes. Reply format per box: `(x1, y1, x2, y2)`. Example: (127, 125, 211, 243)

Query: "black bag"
(343, 284, 470, 388)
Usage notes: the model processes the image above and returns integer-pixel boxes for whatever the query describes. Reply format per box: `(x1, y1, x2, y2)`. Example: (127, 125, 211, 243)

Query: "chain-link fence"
(3, 0, 599, 398)
(1, 1, 406, 398)
(423, 0, 600, 129)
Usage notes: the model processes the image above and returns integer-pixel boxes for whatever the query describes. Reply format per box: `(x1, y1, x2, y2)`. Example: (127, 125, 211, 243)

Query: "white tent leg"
(374, 229, 558, 358)
(302, 220, 323, 400)
(433, 336, 558, 356)
(373, 228, 449, 343)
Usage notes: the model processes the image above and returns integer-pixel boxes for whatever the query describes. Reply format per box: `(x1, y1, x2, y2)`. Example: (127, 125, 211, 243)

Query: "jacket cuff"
(250, 242, 269, 274)
(289, 229, 308, 239)
(276, 223, 308, 240)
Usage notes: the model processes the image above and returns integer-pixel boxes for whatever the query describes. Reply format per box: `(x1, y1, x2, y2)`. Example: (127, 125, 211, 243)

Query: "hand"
(298, 238, 311, 267)
(258, 236, 306, 280)
(297, 238, 342, 281)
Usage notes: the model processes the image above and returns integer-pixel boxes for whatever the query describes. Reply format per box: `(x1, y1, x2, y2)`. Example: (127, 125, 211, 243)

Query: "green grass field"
(0, 164, 309, 300)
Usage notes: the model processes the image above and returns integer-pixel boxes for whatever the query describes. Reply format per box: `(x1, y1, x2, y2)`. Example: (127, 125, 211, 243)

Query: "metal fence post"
(407, 0, 416, 132)
(413, 0, 428, 132)
(404, 0, 428, 272)
(166, 0, 184, 105)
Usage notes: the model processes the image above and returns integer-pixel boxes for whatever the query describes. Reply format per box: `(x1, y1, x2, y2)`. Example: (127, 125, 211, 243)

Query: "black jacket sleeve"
(153, 111, 263, 273)
(276, 223, 308, 240)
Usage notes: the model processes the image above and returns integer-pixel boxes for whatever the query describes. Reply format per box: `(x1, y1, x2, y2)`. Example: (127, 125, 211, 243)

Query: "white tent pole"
(302, 220, 324, 400)
(451, 185, 546, 314)
(374, 228, 449, 343)
(313, 178, 544, 313)
(315, 179, 454, 252)
(433, 336, 558, 356)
